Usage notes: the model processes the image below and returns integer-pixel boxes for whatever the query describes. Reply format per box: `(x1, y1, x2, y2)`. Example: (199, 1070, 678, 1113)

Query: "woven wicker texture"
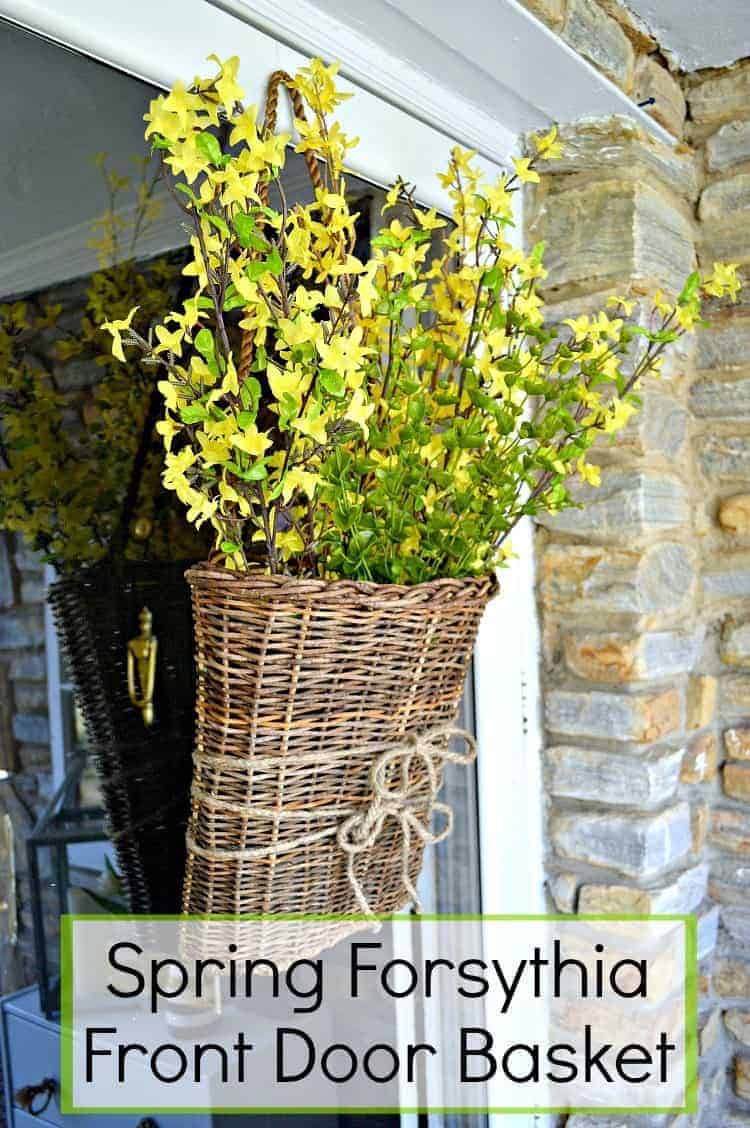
(182, 565, 495, 953)
(47, 560, 196, 913)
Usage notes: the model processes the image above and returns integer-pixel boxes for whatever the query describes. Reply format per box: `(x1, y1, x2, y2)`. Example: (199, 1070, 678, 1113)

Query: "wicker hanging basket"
(47, 559, 196, 913)
(182, 564, 496, 958)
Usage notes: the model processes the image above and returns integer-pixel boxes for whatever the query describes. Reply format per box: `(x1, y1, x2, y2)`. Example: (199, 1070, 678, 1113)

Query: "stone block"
(634, 55, 686, 138)
(578, 862, 708, 916)
(548, 871, 578, 913)
(9, 652, 45, 681)
(692, 377, 750, 419)
(723, 908, 750, 947)
(0, 610, 44, 651)
(538, 541, 695, 618)
(520, 0, 565, 29)
(624, 390, 688, 459)
(694, 169, 748, 228)
(710, 807, 750, 854)
(531, 180, 695, 298)
(537, 472, 690, 543)
(692, 801, 709, 854)
(700, 213, 750, 269)
(546, 687, 680, 742)
(698, 435, 750, 482)
(0, 539, 12, 610)
(19, 579, 45, 605)
(697, 318, 750, 371)
(577, 883, 651, 914)
(723, 1114, 750, 1128)
(687, 60, 750, 128)
(700, 171, 750, 222)
(723, 618, 750, 667)
(547, 744, 682, 806)
(700, 1007, 721, 1054)
(725, 763, 750, 802)
(704, 554, 750, 601)
(13, 683, 47, 712)
(550, 802, 691, 877)
(11, 713, 49, 745)
(707, 120, 750, 172)
(726, 1009, 750, 1047)
(715, 960, 750, 998)
(721, 675, 750, 717)
(698, 904, 720, 961)
(597, 0, 656, 50)
(680, 732, 718, 784)
(719, 497, 750, 535)
(561, 0, 634, 90)
(688, 678, 717, 731)
(563, 628, 701, 683)
(535, 115, 699, 200)
(726, 728, 750, 761)
(710, 858, 750, 905)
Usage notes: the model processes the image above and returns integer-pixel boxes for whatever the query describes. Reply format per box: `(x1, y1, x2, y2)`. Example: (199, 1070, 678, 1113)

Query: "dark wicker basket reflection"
(47, 560, 195, 913)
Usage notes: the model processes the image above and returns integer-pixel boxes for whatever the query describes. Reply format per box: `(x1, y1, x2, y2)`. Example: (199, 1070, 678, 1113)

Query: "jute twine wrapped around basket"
(182, 563, 496, 961)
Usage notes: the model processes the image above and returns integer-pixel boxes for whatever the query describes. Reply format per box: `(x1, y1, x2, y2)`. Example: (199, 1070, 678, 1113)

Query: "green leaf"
(678, 270, 701, 306)
(267, 247, 283, 276)
(319, 369, 345, 397)
(204, 212, 230, 239)
(179, 404, 210, 424)
(227, 460, 267, 482)
(371, 232, 402, 249)
(234, 212, 266, 250)
(223, 291, 247, 312)
(246, 259, 270, 282)
(194, 328, 215, 360)
(240, 376, 261, 416)
(196, 131, 223, 166)
(175, 182, 199, 203)
(221, 540, 240, 553)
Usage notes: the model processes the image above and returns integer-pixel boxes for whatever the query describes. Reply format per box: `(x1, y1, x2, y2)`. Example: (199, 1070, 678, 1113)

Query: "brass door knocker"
(127, 606, 158, 726)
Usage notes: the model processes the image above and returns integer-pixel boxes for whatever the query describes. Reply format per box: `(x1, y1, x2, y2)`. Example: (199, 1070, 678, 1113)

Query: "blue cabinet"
(0, 985, 212, 1128)
(1, 985, 398, 1127)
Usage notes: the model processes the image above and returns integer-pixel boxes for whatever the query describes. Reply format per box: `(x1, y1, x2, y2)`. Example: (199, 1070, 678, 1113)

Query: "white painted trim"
(475, 517, 545, 919)
(0, 0, 514, 213)
(474, 518, 546, 1128)
(205, 0, 519, 166)
(208, 0, 674, 146)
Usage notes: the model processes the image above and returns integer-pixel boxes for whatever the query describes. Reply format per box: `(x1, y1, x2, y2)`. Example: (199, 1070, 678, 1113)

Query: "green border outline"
(60, 911, 698, 1117)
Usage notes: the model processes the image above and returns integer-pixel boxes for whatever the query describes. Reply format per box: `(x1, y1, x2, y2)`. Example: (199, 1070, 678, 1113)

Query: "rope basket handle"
(239, 70, 324, 381)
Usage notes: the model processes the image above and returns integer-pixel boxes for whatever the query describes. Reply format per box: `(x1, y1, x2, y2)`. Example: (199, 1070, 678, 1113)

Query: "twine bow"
(336, 726, 477, 917)
(186, 725, 477, 920)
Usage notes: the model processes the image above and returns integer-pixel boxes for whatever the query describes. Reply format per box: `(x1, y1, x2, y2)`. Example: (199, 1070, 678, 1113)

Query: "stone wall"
(522, 15, 750, 1126)
(689, 57, 750, 1128)
(520, 0, 686, 140)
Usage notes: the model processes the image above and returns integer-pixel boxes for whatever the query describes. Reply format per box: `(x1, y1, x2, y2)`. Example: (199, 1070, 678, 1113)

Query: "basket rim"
(185, 560, 499, 607)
